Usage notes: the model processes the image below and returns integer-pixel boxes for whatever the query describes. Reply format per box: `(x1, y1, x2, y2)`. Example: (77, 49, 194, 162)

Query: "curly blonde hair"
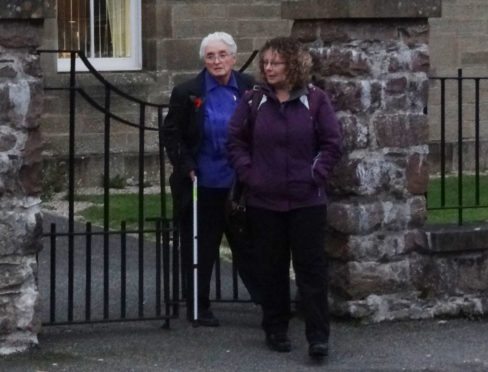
(258, 37, 312, 91)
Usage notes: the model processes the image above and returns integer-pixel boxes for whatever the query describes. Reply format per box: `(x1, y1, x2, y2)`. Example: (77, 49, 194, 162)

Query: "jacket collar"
(261, 83, 309, 103)
(190, 68, 246, 98)
(289, 85, 309, 101)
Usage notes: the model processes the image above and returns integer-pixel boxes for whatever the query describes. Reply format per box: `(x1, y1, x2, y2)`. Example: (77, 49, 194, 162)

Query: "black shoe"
(265, 333, 291, 352)
(192, 309, 220, 327)
(309, 342, 328, 358)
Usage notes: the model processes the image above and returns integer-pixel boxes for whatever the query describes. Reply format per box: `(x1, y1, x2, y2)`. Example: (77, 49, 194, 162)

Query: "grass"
(75, 193, 172, 230)
(427, 174, 488, 224)
(71, 174, 488, 228)
(74, 192, 233, 258)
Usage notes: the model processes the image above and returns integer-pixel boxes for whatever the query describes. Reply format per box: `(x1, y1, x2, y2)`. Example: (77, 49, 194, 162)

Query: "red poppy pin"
(193, 97, 203, 109)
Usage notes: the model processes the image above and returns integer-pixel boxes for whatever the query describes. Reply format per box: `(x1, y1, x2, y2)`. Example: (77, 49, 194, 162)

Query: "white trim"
(57, 0, 142, 72)
(258, 95, 267, 110)
(300, 95, 310, 110)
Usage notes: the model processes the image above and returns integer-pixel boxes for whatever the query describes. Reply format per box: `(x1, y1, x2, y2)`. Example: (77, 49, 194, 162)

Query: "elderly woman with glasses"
(228, 37, 342, 358)
(163, 31, 260, 327)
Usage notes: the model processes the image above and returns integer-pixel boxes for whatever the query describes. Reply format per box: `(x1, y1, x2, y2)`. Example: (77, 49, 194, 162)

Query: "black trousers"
(247, 205, 329, 344)
(180, 187, 261, 314)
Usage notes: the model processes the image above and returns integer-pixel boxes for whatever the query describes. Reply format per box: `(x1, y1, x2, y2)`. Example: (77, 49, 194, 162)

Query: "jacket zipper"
(282, 102, 292, 210)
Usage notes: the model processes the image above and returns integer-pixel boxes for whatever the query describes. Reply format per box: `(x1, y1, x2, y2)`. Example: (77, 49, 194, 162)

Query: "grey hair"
(199, 32, 237, 60)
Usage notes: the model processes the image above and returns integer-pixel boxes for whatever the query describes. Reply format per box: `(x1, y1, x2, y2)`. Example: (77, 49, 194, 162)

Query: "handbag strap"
(249, 86, 264, 134)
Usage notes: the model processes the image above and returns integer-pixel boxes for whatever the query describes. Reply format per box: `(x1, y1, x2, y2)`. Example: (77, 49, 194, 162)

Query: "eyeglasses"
(261, 60, 286, 68)
(205, 52, 231, 62)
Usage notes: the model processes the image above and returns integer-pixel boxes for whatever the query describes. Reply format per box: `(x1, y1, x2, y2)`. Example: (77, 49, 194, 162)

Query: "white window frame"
(57, 0, 142, 72)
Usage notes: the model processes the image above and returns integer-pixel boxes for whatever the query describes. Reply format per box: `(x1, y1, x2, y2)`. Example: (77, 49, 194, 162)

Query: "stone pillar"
(283, 0, 441, 322)
(0, 0, 46, 354)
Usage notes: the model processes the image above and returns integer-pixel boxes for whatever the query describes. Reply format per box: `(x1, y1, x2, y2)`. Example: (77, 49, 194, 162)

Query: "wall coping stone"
(282, 0, 442, 20)
(424, 224, 488, 253)
(0, 0, 46, 19)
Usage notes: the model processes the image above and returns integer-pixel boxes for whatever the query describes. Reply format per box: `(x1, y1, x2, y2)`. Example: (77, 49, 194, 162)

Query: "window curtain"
(106, 0, 131, 57)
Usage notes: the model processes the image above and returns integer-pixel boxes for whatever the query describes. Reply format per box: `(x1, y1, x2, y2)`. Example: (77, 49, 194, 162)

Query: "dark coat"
(162, 69, 255, 220)
(228, 83, 343, 211)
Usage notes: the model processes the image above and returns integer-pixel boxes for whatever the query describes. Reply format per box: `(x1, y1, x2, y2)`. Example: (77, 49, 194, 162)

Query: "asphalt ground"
(2, 305, 488, 371)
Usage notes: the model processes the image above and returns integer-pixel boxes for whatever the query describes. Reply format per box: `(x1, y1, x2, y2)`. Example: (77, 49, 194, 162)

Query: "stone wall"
(414, 225, 488, 318)
(0, 0, 45, 354)
(283, 0, 446, 322)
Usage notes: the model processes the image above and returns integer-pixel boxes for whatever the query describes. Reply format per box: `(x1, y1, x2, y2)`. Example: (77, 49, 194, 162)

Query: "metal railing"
(428, 69, 488, 225)
(37, 50, 260, 326)
(38, 50, 177, 326)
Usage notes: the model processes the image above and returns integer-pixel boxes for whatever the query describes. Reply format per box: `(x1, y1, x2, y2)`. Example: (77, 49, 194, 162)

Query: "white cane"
(192, 176, 199, 326)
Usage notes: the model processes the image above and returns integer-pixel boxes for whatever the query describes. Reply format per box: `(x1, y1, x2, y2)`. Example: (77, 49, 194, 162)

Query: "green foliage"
(71, 175, 488, 228)
(427, 174, 488, 224)
(76, 193, 172, 230)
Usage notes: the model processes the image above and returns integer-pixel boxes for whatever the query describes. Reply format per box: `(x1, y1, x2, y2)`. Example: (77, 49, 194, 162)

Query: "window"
(57, 0, 141, 71)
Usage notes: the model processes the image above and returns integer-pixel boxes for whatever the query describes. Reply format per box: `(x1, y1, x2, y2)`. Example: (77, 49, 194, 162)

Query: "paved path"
(2, 306, 488, 371)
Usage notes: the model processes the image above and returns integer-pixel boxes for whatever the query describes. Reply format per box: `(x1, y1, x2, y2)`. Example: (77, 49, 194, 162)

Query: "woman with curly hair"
(228, 36, 343, 358)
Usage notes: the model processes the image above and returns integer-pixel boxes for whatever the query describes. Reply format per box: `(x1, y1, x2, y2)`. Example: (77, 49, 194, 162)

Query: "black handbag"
(225, 87, 263, 237)
(225, 178, 247, 237)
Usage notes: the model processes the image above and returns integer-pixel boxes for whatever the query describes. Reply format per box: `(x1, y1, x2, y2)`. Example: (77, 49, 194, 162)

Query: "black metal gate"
(38, 50, 179, 326)
(37, 50, 257, 327)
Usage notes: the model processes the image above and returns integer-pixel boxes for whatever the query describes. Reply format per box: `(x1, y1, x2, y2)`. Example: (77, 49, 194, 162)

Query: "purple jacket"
(227, 84, 342, 212)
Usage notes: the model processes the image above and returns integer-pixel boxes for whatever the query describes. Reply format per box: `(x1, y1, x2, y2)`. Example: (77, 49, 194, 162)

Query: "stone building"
(428, 0, 488, 172)
(40, 0, 293, 187)
(38, 0, 488, 186)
